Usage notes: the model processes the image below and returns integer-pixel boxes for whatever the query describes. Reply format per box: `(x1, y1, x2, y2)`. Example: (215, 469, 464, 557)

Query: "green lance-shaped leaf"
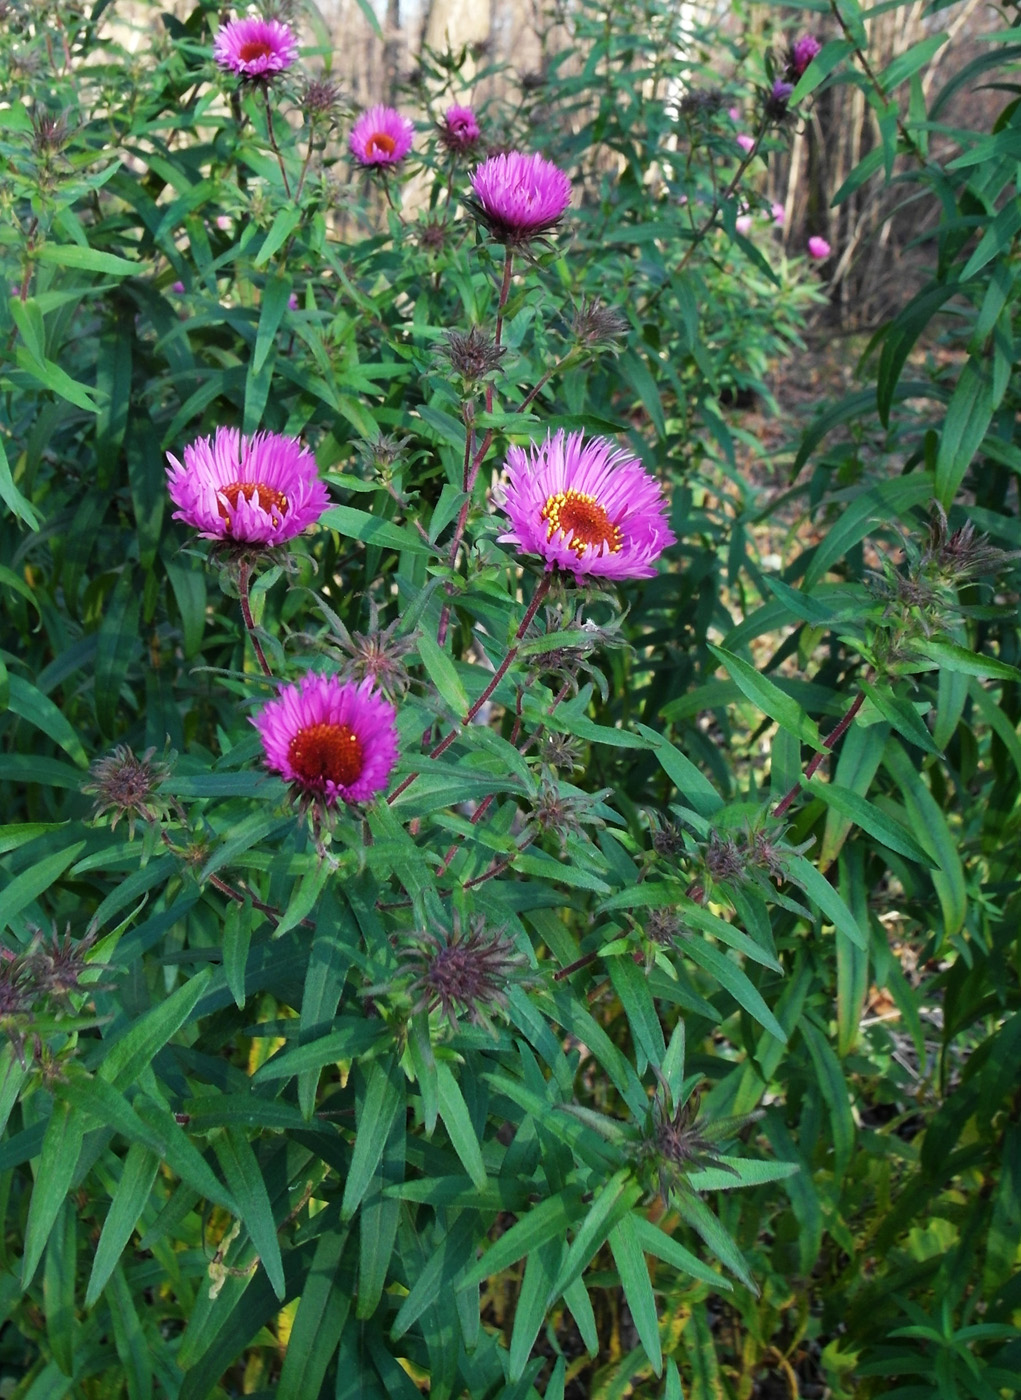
(435, 1061, 488, 1191)
(341, 1056, 405, 1222)
(22, 1101, 85, 1288)
(609, 1212, 663, 1374)
(213, 1125, 286, 1301)
(277, 1226, 353, 1400)
(509, 1239, 563, 1382)
(801, 1022, 855, 1182)
(708, 644, 823, 750)
(85, 1143, 162, 1308)
(98, 968, 211, 1092)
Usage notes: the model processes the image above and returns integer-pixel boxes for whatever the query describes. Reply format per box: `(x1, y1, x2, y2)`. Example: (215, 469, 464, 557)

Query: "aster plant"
(213, 15, 298, 79)
(349, 104, 415, 168)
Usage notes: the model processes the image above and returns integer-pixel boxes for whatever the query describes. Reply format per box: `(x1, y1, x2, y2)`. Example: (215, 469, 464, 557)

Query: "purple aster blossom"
(736, 133, 755, 154)
(771, 201, 786, 226)
(498, 430, 676, 581)
(252, 673, 399, 806)
(165, 426, 329, 546)
(213, 16, 298, 79)
(349, 105, 414, 167)
(468, 151, 571, 244)
(808, 235, 831, 260)
(441, 104, 481, 151)
(791, 34, 822, 78)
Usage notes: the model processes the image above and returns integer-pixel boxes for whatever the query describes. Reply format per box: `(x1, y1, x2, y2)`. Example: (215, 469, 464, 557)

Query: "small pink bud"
(736, 133, 755, 154)
(735, 215, 753, 236)
(288, 293, 299, 311)
(807, 236, 831, 260)
(171, 281, 185, 293)
(728, 106, 741, 122)
(771, 202, 785, 226)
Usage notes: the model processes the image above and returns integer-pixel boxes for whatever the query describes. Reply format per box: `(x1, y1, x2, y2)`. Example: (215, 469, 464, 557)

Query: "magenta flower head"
(253, 673, 399, 807)
(214, 16, 298, 79)
(165, 427, 329, 546)
(441, 104, 481, 152)
(498, 430, 676, 581)
(736, 133, 755, 154)
(808, 235, 831, 260)
(349, 105, 414, 168)
(468, 151, 571, 244)
(771, 201, 786, 227)
(791, 34, 822, 78)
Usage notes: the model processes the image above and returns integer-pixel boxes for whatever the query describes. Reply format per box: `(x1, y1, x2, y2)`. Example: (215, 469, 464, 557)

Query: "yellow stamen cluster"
(541, 489, 622, 557)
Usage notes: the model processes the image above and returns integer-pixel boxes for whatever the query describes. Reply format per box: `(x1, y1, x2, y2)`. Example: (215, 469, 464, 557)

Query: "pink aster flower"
(791, 34, 822, 78)
(441, 104, 481, 151)
(498, 430, 676, 581)
(165, 427, 329, 546)
(727, 106, 742, 122)
(808, 235, 831, 260)
(252, 673, 399, 806)
(349, 105, 414, 167)
(771, 201, 786, 227)
(736, 133, 755, 154)
(735, 214, 753, 236)
(468, 151, 571, 244)
(214, 16, 298, 79)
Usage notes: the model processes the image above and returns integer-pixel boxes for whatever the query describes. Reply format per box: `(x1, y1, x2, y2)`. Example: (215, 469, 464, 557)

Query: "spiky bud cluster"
(400, 916, 532, 1034)
(570, 298, 628, 353)
(442, 326, 506, 386)
(82, 745, 174, 838)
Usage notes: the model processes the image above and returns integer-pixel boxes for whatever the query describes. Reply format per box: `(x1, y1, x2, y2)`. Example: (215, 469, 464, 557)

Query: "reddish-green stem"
(262, 88, 292, 198)
(772, 689, 867, 819)
(389, 573, 552, 804)
(238, 558, 273, 678)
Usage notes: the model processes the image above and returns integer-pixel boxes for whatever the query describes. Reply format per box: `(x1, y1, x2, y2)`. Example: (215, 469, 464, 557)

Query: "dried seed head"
(538, 732, 584, 773)
(442, 326, 506, 384)
(418, 217, 449, 254)
(302, 77, 344, 124)
(400, 916, 531, 1033)
(678, 86, 724, 117)
(570, 298, 628, 353)
(23, 927, 110, 1004)
(645, 907, 681, 945)
(31, 109, 73, 156)
(82, 744, 174, 839)
(336, 618, 415, 700)
(923, 506, 1017, 581)
(703, 834, 745, 883)
(651, 820, 685, 858)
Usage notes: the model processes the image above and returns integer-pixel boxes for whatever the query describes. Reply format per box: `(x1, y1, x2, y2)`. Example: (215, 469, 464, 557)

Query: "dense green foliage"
(1, 0, 1019, 1396)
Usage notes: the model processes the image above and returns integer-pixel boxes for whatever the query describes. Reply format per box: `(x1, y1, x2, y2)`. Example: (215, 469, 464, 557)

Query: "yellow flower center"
(238, 41, 273, 62)
(288, 722, 364, 788)
(366, 132, 396, 157)
(218, 481, 289, 528)
(541, 489, 622, 556)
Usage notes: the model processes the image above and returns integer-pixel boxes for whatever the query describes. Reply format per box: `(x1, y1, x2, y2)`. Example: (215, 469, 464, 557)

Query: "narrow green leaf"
(341, 1058, 404, 1222)
(801, 1022, 855, 1181)
(935, 358, 995, 506)
(99, 969, 211, 1091)
(107, 1263, 153, 1400)
(214, 1125, 286, 1301)
(85, 1143, 160, 1308)
(682, 938, 787, 1042)
(458, 1188, 585, 1291)
(911, 638, 1021, 682)
(252, 274, 292, 372)
(609, 1213, 662, 1374)
(607, 955, 665, 1071)
(0, 841, 87, 933)
(0, 432, 41, 528)
(254, 209, 301, 268)
(222, 898, 253, 1011)
(37, 244, 138, 275)
(277, 1227, 352, 1400)
(547, 1169, 642, 1303)
(783, 854, 866, 950)
(708, 645, 823, 749)
(435, 1062, 488, 1190)
(321, 504, 435, 556)
(631, 1214, 728, 1290)
(510, 1241, 562, 1381)
(807, 777, 934, 865)
(23, 1102, 85, 1287)
(416, 629, 469, 717)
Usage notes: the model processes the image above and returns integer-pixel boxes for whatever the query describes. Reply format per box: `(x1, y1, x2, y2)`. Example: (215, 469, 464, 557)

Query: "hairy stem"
(772, 689, 867, 819)
(238, 558, 273, 678)
(389, 573, 552, 804)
